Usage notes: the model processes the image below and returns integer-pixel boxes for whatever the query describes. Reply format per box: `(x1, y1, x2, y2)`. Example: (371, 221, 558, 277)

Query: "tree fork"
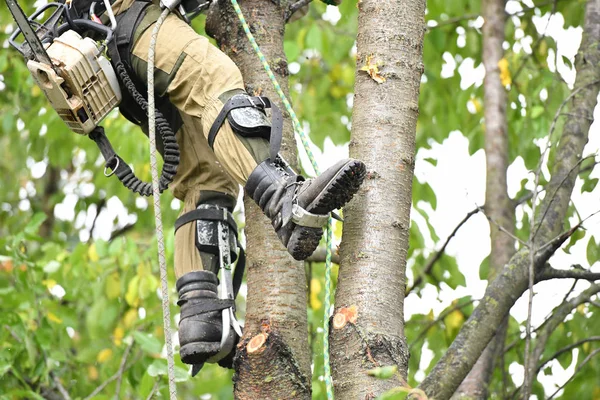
(417, 1, 600, 397)
(330, 0, 426, 398)
(206, 1, 311, 398)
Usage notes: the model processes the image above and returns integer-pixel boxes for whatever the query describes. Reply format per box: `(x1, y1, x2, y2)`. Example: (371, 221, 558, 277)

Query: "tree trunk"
(452, 0, 514, 398)
(206, 1, 311, 398)
(330, 0, 426, 398)
(418, 1, 600, 398)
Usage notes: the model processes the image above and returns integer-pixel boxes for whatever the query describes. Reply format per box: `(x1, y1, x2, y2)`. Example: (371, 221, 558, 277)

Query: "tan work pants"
(129, 7, 264, 278)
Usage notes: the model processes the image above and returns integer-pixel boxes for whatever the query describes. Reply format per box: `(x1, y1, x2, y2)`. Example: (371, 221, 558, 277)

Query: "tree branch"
(537, 336, 600, 373)
(547, 348, 600, 399)
(520, 283, 600, 396)
(538, 266, 600, 282)
(83, 342, 135, 400)
(407, 208, 480, 294)
(409, 299, 475, 350)
(428, 0, 565, 30)
(285, 0, 313, 22)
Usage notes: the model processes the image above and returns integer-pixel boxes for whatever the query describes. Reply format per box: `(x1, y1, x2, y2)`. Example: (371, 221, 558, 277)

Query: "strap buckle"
(291, 203, 329, 228)
(249, 96, 266, 109)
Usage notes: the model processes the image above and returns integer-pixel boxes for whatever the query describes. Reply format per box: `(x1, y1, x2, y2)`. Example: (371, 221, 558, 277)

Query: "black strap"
(99, 37, 180, 196)
(208, 96, 283, 161)
(179, 299, 235, 321)
(174, 208, 238, 233)
(232, 245, 245, 298)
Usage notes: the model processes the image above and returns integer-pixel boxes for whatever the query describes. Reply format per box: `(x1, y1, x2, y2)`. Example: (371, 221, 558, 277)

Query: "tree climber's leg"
(128, 14, 243, 371)
(131, 7, 366, 263)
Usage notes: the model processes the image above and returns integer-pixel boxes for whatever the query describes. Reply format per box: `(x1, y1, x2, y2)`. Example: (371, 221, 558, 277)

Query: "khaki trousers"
(129, 7, 263, 278)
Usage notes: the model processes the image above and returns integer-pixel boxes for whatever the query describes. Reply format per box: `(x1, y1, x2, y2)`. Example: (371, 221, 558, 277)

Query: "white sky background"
(7, 0, 598, 397)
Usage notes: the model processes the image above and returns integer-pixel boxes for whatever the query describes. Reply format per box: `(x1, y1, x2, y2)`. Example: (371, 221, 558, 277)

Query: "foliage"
(1, 0, 599, 399)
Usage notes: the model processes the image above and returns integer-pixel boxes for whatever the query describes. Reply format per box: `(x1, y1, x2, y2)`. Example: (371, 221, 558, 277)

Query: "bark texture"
(452, 0, 514, 398)
(418, 1, 600, 398)
(206, 2, 311, 398)
(330, 0, 426, 398)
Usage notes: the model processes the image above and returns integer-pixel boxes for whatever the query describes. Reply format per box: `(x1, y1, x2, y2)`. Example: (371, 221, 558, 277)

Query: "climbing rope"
(230, 1, 335, 398)
(147, 7, 178, 399)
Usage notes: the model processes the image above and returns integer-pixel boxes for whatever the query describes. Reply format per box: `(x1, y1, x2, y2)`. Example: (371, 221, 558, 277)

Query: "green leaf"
(581, 178, 598, 194)
(147, 359, 189, 382)
(530, 106, 544, 119)
(586, 238, 599, 266)
(24, 213, 47, 235)
(132, 331, 162, 354)
(367, 365, 398, 379)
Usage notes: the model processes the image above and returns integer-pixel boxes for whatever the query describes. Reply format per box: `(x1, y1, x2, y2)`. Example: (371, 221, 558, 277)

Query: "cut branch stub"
(333, 305, 359, 330)
(247, 333, 268, 354)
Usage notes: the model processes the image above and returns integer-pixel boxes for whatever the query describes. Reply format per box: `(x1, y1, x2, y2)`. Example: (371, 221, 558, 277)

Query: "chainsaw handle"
(9, 2, 64, 57)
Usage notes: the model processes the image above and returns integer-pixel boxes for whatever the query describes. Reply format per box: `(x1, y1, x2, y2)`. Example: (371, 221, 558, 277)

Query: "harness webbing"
(229, 2, 335, 399)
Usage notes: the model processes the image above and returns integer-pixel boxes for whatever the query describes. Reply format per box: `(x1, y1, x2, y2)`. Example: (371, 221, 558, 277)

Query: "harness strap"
(174, 207, 246, 298)
(208, 95, 283, 161)
(179, 299, 235, 321)
(174, 208, 238, 233)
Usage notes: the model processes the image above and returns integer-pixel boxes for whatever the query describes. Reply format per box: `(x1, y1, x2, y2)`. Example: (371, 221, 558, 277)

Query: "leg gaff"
(174, 201, 245, 375)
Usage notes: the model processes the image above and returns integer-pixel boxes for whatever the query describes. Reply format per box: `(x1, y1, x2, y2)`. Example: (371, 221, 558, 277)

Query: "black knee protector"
(208, 92, 283, 161)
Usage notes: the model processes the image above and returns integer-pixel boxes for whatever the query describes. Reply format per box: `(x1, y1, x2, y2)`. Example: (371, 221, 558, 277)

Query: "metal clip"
(104, 157, 119, 177)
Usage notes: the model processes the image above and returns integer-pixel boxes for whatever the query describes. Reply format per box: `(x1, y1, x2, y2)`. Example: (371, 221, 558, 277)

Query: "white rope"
(147, 8, 178, 399)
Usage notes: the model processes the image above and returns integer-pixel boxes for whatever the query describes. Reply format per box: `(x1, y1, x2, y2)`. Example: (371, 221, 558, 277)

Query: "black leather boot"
(177, 271, 237, 372)
(245, 157, 366, 260)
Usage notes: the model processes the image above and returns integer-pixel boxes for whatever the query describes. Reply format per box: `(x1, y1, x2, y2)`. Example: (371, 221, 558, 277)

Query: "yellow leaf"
(125, 276, 140, 307)
(88, 243, 99, 262)
(583, 341, 591, 353)
(310, 278, 323, 310)
(105, 272, 121, 300)
(42, 279, 57, 290)
(360, 55, 386, 84)
(444, 310, 464, 331)
(88, 366, 99, 381)
(113, 326, 124, 346)
(123, 309, 138, 328)
(577, 304, 586, 314)
(97, 348, 113, 363)
(47, 312, 62, 324)
(498, 58, 511, 87)
(31, 85, 41, 97)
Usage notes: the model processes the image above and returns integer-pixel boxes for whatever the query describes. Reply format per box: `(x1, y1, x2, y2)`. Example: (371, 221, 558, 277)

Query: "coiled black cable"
(113, 62, 180, 196)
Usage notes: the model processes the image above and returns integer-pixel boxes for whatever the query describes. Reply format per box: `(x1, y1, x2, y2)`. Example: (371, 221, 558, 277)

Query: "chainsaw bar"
(6, 0, 55, 68)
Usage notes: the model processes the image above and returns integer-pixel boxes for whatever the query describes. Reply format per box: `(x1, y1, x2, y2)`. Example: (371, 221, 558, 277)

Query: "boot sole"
(180, 341, 220, 365)
(287, 160, 366, 260)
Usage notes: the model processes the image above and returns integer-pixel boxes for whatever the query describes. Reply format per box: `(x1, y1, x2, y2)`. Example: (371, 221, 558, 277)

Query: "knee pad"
(208, 93, 283, 161)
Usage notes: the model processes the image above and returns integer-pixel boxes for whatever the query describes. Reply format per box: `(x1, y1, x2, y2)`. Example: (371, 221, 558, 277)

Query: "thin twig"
(512, 0, 558, 82)
(476, 204, 528, 247)
(547, 348, 600, 399)
(428, 0, 564, 30)
(408, 299, 475, 350)
(537, 336, 600, 373)
(534, 155, 599, 241)
(145, 380, 160, 400)
(407, 208, 481, 294)
(50, 372, 71, 400)
(115, 341, 134, 397)
(84, 342, 135, 400)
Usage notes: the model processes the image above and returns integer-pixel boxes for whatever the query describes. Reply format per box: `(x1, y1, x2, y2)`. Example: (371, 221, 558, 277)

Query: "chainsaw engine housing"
(27, 30, 121, 134)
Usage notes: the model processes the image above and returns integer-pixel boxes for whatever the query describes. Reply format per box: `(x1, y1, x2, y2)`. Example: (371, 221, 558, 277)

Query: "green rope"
(230, 1, 334, 398)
